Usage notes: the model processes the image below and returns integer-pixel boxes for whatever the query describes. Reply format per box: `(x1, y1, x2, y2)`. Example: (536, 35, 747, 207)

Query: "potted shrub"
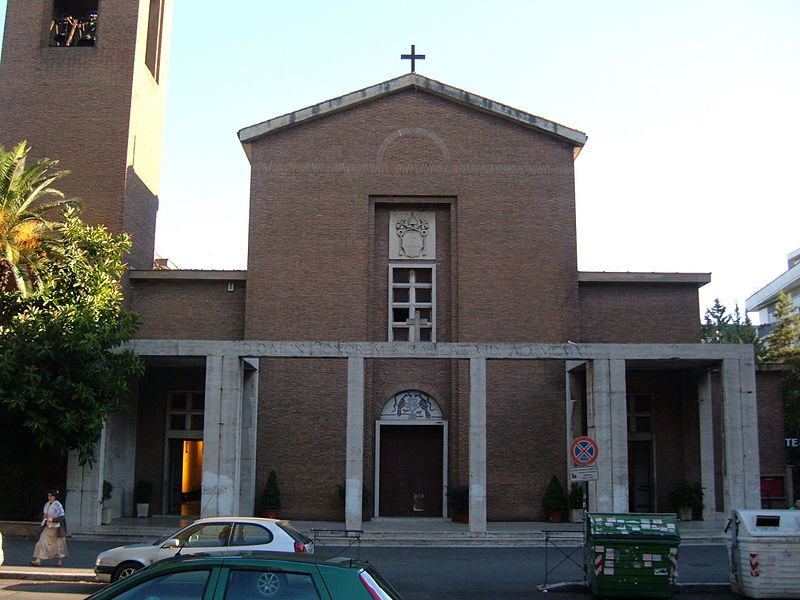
(100, 480, 113, 525)
(134, 480, 153, 518)
(543, 475, 568, 523)
(258, 470, 281, 518)
(669, 481, 704, 521)
(568, 482, 585, 523)
(447, 485, 469, 523)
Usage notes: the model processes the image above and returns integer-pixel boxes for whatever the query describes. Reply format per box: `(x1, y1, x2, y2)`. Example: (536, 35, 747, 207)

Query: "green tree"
(701, 298, 765, 360)
(0, 206, 143, 465)
(764, 292, 800, 364)
(0, 141, 76, 295)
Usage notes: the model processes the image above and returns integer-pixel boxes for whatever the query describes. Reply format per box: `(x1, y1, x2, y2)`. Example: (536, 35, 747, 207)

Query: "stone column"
(697, 371, 717, 520)
(238, 359, 259, 515)
(202, 354, 244, 517)
(587, 358, 628, 512)
(469, 357, 487, 533)
(722, 356, 760, 513)
(65, 435, 105, 533)
(345, 357, 365, 531)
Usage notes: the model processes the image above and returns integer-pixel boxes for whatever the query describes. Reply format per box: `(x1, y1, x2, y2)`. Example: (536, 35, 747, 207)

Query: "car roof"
(158, 551, 368, 571)
(191, 516, 283, 524)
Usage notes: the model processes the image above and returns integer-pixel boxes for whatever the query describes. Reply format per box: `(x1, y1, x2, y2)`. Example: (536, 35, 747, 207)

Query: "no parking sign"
(570, 436, 598, 466)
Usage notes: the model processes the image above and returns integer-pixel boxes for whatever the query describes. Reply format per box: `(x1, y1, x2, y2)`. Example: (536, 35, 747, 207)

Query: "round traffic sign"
(570, 436, 598, 465)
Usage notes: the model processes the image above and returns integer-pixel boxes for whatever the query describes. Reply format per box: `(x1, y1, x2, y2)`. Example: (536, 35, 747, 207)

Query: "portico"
(66, 340, 760, 534)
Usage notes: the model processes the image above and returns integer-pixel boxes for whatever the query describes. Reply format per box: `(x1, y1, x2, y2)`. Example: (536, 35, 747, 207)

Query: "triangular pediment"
(238, 73, 587, 161)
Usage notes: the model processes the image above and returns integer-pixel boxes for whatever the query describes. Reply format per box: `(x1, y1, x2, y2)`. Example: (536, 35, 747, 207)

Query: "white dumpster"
(729, 509, 800, 598)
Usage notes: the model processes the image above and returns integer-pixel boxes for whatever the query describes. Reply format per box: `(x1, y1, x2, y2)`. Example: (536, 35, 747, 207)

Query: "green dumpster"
(585, 513, 680, 598)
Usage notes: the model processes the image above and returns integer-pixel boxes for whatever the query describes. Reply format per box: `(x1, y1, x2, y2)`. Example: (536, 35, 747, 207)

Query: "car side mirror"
(162, 538, 182, 549)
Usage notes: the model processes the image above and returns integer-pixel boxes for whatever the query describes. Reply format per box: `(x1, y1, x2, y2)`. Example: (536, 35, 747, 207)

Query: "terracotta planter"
(546, 510, 566, 523)
(452, 512, 469, 523)
(261, 509, 278, 519)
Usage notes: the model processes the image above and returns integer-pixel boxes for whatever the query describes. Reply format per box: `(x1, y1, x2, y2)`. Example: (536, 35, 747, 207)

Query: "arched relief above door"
(377, 128, 450, 163)
(380, 390, 443, 420)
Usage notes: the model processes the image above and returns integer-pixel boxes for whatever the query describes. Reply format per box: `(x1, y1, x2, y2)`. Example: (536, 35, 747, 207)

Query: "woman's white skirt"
(33, 525, 68, 559)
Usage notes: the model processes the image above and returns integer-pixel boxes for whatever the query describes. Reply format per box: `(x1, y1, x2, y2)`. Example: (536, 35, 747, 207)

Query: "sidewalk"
(0, 516, 729, 583)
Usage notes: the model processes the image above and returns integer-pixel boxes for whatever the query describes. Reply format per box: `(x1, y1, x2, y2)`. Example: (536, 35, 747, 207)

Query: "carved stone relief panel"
(389, 210, 436, 260)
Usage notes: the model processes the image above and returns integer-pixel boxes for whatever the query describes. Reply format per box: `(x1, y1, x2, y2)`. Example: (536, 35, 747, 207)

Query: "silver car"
(94, 517, 314, 582)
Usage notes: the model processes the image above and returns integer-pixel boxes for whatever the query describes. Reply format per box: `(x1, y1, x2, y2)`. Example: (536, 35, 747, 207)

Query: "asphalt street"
(1, 536, 734, 599)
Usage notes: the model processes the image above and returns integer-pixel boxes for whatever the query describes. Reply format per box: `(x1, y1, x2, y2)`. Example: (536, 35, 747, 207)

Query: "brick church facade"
(0, 1, 786, 533)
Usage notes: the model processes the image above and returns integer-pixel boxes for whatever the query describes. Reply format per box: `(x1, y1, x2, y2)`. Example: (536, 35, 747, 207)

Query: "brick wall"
(244, 89, 580, 343)
(579, 282, 702, 342)
(130, 277, 246, 340)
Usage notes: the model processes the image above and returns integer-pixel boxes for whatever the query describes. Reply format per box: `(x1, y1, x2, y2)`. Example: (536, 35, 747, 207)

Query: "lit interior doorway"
(167, 439, 203, 515)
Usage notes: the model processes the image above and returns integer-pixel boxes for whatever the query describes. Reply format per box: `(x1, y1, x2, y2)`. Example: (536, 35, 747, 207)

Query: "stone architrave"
(390, 211, 435, 259)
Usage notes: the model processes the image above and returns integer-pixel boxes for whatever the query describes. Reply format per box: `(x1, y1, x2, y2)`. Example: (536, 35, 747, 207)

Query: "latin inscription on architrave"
(390, 211, 435, 259)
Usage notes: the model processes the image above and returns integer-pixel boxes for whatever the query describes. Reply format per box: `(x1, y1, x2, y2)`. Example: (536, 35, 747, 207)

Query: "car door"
(92, 567, 221, 600)
(154, 522, 234, 562)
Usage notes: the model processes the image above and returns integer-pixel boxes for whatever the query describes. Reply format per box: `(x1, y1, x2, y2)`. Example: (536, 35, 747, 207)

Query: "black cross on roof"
(401, 45, 425, 73)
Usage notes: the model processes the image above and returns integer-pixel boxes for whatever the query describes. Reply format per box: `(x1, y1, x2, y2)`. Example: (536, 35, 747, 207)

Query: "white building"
(746, 247, 800, 336)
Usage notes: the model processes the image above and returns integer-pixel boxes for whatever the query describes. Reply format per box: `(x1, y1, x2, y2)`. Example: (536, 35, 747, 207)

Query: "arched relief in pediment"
(380, 390, 443, 420)
(377, 128, 450, 163)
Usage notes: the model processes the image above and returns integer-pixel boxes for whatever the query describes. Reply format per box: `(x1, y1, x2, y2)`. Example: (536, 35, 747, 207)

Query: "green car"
(85, 551, 404, 600)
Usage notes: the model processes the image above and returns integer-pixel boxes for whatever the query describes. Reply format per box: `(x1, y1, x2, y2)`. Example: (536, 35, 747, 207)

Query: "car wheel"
(113, 562, 142, 582)
(254, 572, 286, 598)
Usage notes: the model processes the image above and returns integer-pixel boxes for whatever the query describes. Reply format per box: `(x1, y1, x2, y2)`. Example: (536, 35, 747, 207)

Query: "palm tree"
(0, 141, 77, 295)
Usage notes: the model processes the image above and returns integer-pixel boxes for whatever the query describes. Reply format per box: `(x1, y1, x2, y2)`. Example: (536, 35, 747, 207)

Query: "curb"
(0, 566, 97, 582)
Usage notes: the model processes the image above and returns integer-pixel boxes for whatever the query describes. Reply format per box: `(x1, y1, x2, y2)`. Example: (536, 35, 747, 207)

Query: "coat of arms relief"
(389, 211, 436, 259)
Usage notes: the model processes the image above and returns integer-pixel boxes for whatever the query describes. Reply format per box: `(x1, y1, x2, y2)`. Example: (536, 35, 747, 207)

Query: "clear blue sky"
(2, 0, 798, 320)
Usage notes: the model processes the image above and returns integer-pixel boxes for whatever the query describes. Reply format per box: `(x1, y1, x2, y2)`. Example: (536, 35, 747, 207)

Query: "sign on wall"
(570, 436, 599, 466)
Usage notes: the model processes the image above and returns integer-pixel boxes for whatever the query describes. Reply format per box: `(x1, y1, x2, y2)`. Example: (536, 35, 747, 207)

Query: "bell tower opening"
(50, 1, 98, 47)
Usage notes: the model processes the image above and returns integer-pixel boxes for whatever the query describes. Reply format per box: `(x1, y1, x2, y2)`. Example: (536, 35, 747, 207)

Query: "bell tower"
(0, 0, 173, 268)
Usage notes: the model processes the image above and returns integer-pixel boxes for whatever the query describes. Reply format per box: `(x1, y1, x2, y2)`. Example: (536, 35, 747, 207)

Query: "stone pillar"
(697, 371, 717, 520)
(722, 356, 761, 513)
(202, 354, 244, 517)
(238, 359, 259, 515)
(345, 357, 364, 531)
(469, 357, 487, 533)
(65, 433, 105, 533)
(587, 358, 628, 512)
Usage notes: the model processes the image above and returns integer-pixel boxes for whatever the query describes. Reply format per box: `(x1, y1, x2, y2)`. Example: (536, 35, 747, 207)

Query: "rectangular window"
(389, 265, 435, 342)
(167, 391, 205, 434)
(145, 0, 166, 81)
(626, 393, 653, 435)
(50, 1, 98, 47)
(225, 570, 321, 600)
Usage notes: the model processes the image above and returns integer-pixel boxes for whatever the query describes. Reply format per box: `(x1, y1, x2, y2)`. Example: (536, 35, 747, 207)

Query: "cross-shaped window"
(389, 266, 435, 342)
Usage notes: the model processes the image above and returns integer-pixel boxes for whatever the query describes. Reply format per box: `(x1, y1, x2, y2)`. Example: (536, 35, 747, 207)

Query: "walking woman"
(30, 490, 68, 566)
